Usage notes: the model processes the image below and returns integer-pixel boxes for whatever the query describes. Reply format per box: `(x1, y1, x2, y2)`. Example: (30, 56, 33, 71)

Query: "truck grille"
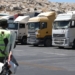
(54, 39, 64, 45)
(54, 41, 63, 44)
(53, 34, 65, 37)
(28, 32, 35, 35)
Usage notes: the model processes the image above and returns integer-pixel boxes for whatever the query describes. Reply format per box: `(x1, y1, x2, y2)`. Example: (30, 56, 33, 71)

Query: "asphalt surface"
(12, 44, 75, 75)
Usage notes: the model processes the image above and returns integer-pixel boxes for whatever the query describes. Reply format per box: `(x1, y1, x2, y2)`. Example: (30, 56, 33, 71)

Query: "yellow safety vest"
(0, 30, 10, 57)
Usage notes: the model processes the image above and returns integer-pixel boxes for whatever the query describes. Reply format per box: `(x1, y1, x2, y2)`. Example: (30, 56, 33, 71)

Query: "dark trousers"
(0, 57, 5, 63)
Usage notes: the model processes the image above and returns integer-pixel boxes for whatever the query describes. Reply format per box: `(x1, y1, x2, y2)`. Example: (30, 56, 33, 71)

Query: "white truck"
(8, 15, 30, 45)
(52, 11, 75, 48)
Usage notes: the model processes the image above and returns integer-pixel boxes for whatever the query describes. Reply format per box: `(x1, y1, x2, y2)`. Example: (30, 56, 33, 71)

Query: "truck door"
(18, 23, 26, 39)
(40, 22, 47, 38)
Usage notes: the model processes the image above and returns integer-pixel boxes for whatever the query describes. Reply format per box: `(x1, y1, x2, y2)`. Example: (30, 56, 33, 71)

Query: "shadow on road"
(54, 47, 75, 51)
(16, 43, 29, 45)
(16, 43, 75, 50)
(29, 45, 53, 48)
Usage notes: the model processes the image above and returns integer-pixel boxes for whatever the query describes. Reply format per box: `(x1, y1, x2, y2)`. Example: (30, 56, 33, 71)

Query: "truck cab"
(14, 16, 30, 44)
(52, 11, 75, 48)
(27, 12, 56, 46)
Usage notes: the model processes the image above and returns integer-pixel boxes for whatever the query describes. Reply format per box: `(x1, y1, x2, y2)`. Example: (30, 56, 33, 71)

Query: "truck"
(27, 11, 56, 46)
(8, 15, 30, 45)
(52, 11, 75, 48)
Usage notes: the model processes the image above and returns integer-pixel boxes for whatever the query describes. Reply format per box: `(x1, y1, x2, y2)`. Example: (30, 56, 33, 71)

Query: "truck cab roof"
(37, 12, 55, 17)
(14, 16, 30, 23)
(55, 13, 75, 21)
(28, 17, 49, 22)
(28, 11, 56, 22)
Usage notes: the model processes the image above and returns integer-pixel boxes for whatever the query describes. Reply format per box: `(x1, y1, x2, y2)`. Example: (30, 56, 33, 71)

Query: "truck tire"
(21, 37, 27, 45)
(44, 39, 52, 47)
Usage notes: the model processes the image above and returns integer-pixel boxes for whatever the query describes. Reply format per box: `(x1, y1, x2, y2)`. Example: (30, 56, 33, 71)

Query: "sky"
(49, 0, 75, 3)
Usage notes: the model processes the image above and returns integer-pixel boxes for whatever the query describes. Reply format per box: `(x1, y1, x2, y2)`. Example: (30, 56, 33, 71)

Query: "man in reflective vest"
(0, 19, 16, 66)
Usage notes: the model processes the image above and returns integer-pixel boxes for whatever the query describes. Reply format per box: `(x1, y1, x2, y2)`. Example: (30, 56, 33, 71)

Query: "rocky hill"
(0, 0, 75, 15)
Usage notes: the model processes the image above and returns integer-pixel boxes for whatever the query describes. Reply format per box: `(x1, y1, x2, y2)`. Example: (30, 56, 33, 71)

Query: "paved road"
(13, 44, 75, 75)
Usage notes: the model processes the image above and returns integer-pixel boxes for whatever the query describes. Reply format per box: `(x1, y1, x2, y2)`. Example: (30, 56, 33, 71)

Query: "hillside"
(0, 0, 75, 15)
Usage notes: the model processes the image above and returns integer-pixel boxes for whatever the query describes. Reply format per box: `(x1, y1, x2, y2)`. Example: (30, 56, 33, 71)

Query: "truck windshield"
(28, 22, 40, 30)
(8, 23, 18, 30)
(53, 21, 70, 29)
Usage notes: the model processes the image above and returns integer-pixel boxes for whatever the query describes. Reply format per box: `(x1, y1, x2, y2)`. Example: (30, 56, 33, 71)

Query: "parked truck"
(10, 15, 30, 44)
(52, 11, 75, 48)
(27, 11, 56, 46)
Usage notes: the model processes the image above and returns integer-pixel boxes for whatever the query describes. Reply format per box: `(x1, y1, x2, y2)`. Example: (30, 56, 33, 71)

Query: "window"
(53, 21, 70, 29)
(8, 23, 18, 30)
(70, 21, 75, 28)
(28, 22, 40, 30)
(9, 17, 14, 20)
(19, 23, 25, 28)
(41, 22, 47, 29)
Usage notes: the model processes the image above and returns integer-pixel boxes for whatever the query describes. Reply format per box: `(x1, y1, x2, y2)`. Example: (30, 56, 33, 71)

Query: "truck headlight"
(35, 32, 40, 35)
(27, 34, 30, 37)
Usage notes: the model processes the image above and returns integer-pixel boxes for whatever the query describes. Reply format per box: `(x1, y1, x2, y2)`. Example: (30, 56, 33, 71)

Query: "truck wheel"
(21, 37, 27, 45)
(44, 39, 52, 47)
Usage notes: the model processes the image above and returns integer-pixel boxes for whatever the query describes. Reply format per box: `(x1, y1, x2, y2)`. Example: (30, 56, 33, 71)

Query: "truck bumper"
(27, 37, 43, 45)
(52, 38, 72, 47)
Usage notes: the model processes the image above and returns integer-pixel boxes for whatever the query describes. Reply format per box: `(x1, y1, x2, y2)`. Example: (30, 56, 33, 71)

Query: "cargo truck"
(27, 11, 56, 46)
(11, 16, 30, 44)
(52, 11, 75, 48)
